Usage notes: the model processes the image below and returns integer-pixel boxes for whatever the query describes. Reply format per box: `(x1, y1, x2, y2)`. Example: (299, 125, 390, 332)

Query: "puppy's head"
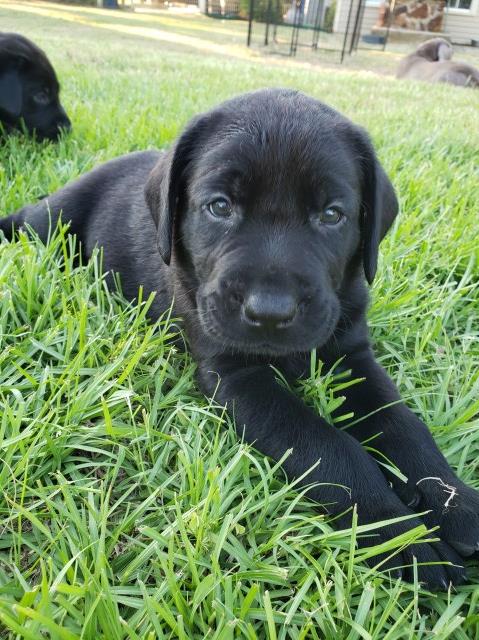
(0, 32, 71, 141)
(146, 89, 398, 356)
(415, 38, 453, 62)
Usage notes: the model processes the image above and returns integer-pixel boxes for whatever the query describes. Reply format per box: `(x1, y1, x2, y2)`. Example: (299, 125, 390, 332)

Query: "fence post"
(247, 0, 255, 46)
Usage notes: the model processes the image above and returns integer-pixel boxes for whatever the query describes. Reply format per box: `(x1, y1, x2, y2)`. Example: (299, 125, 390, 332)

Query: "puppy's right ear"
(145, 114, 216, 265)
(0, 70, 22, 117)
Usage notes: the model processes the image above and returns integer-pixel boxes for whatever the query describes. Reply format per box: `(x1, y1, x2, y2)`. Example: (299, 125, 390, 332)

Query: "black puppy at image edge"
(1, 88, 478, 589)
(0, 32, 71, 141)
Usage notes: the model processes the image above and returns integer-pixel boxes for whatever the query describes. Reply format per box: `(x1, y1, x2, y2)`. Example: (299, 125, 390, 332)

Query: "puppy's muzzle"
(50, 113, 71, 139)
(40, 108, 72, 141)
(220, 274, 311, 334)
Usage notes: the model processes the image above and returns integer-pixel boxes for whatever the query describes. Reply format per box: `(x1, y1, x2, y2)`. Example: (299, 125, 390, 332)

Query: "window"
(447, 0, 472, 9)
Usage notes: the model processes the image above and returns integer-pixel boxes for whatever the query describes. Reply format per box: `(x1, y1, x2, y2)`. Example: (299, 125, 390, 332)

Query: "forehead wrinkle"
(190, 115, 361, 211)
(248, 121, 357, 188)
(189, 162, 249, 204)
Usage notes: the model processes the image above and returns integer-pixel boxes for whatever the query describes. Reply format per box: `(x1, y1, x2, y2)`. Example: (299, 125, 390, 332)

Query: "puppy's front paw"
(356, 503, 467, 589)
(407, 476, 479, 557)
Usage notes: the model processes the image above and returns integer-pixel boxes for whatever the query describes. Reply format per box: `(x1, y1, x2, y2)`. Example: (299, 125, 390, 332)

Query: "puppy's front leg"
(197, 355, 465, 587)
(321, 336, 479, 560)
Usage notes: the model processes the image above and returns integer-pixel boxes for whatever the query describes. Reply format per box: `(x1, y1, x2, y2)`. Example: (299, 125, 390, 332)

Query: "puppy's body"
(397, 38, 479, 87)
(0, 32, 71, 140)
(5, 151, 169, 313)
(3, 89, 479, 588)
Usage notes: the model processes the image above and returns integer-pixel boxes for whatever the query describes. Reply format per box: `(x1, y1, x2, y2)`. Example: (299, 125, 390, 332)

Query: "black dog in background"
(2, 89, 478, 588)
(0, 32, 71, 141)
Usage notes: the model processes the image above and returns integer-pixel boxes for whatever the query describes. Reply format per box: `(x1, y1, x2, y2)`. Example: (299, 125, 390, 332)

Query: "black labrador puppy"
(2, 89, 478, 588)
(0, 32, 71, 140)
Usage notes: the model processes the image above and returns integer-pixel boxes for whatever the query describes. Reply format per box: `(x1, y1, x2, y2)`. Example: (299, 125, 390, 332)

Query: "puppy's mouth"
(197, 295, 339, 356)
(36, 125, 70, 141)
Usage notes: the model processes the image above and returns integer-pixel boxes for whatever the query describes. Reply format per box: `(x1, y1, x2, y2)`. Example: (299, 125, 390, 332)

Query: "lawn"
(1, 2, 479, 638)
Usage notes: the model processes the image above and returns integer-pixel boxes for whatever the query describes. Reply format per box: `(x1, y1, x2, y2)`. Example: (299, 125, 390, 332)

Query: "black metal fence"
(205, 0, 246, 17)
(132, 0, 378, 62)
(245, 0, 366, 60)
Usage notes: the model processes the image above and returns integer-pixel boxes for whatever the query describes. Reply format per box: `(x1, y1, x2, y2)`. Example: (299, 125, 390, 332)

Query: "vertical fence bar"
(382, 0, 396, 50)
(247, 0, 255, 45)
(350, 0, 363, 53)
(264, 0, 273, 45)
(340, 0, 355, 62)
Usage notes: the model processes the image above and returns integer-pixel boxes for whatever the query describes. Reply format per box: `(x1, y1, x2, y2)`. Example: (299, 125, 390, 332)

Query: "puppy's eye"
(318, 207, 343, 225)
(32, 90, 50, 106)
(207, 199, 233, 218)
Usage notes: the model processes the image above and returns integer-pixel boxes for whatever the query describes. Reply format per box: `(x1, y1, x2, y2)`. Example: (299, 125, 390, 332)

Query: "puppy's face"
(415, 38, 453, 62)
(0, 33, 71, 141)
(147, 90, 398, 357)
(16, 70, 70, 141)
(181, 131, 361, 355)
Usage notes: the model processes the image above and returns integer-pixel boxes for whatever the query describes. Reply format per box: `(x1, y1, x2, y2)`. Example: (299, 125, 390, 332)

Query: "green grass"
(1, 2, 479, 638)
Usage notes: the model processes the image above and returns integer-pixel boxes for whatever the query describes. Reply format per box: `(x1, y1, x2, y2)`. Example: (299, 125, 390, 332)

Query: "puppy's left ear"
(145, 113, 218, 265)
(0, 70, 22, 117)
(354, 131, 399, 285)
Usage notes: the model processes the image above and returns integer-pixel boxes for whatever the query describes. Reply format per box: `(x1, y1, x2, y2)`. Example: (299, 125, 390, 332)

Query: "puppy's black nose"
(41, 114, 72, 141)
(57, 115, 71, 132)
(243, 292, 297, 329)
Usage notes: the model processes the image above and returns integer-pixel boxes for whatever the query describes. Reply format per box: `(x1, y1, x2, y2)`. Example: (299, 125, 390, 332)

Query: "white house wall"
(443, 9, 479, 42)
(333, 0, 479, 42)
